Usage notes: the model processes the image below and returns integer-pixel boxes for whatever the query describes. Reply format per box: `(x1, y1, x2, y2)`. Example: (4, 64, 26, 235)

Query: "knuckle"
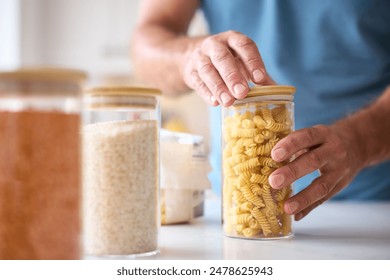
(224, 70, 242, 83)
(305, 127, 318, 143)
(234, 35, 255, 48)
(286, 135, 300, 150)
(333, 136, 347, 153)
(338, 137, 347, 150)
(185, 70, 198, 87)
(327, 133, 348, 159)
(199, 62, 215, 74)
(307, 150, 322, 168)
(335, 144, 347, 159)
(191, 77, 207, 92)
(314, 124, 328, 133)
(301, 195, 312, 209)
(317, 181, 333, 197)
(210, 81, 226, 94)
(286, 163, 299, 181)
(196, 82, 208, 93)
(200, 79, 210, 91)
(246, 56, 262, 66)
(210, 49, 231, 63)
(201, 36, 218, 49)
(226, 30, 240, 36)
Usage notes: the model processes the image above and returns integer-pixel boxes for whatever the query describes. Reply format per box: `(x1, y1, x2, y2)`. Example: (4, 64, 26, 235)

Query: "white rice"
(83, 120, 158, 256)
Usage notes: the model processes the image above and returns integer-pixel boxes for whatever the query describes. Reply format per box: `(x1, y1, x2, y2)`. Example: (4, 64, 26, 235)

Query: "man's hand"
(268, 122, 364, 221)
(181, 30, 274, 106)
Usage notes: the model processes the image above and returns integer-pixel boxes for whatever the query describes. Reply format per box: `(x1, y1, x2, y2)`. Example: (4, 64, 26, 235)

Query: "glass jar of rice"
(222, 85, 295, 240)
(83, 86, 160, 258)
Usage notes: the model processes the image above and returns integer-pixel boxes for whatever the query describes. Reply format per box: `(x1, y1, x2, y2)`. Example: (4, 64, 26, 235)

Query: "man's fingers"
(271, 125, 329, 162)
(294, 176, 350, 220)
(197, 55, 235, 106)
(283, 172, 340, 215)
(202, 37, 249, 99)
(226, 31, 268, 84)
(269, 146, 333, 189)
(186, 70, 219, 106)
(185, 31, 272, 106)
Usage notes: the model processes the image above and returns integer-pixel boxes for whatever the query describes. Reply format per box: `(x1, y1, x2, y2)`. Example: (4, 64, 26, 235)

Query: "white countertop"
(148, 194, 390, 260)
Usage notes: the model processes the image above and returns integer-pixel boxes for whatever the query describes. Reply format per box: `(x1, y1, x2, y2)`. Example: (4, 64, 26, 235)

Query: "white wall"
(0, 0, 20, 70)
(20, 0, 141, 76)
(18, 0, 207, 77)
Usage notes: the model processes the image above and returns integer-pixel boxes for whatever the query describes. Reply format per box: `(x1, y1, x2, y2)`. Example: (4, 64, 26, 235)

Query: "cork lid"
(84, 86, 161, 110)
(85, 86, 161, 97)
(0, 68, 87, 84)
(246, 85, 296, 98)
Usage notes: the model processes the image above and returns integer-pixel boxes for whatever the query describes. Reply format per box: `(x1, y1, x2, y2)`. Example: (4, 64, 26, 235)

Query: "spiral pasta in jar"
(222, 85, 295, 239)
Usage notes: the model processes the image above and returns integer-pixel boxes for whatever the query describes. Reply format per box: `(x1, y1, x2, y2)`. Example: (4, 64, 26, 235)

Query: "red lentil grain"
(0, 110, 81, 259)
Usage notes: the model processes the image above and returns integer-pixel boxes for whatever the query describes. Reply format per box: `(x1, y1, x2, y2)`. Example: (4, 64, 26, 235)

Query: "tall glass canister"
(83, 86, 160, 258)
(0, 68, 86, 259)
(222, 85, 295, 239)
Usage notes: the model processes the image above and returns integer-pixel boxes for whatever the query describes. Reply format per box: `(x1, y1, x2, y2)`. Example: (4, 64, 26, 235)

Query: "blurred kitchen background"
(0, 0, 211, 150)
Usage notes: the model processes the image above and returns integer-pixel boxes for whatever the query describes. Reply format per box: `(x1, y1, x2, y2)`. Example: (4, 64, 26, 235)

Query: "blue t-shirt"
(201, 0, 390, 200)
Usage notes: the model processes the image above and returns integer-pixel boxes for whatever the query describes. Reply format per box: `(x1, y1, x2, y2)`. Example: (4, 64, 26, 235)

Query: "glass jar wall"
(222, 85, 295, 240)
(0, 68, 86, 259)
(82, 86, 161, 258)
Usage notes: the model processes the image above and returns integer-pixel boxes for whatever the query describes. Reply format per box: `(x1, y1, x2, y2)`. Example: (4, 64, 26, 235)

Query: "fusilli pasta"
(222, 100, 293, 238)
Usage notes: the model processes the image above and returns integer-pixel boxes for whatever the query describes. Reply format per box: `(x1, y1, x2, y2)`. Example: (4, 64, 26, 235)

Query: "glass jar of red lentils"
(0, 68, 86, 259)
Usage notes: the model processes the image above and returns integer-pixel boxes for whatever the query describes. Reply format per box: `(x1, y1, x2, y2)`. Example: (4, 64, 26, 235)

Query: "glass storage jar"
(83, 86, 161, 258)
(222, 85, 295, 240)
(0, 68, 86, 259)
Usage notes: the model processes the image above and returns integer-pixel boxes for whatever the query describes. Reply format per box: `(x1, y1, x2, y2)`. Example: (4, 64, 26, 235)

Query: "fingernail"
(272, 148, 287, 161)
(233, 83, 247, 98)
(287, 201, 299, 214)
(221, 92, 233, 105)
(210, 95, 217, 104)
(253, 69, 265, 83)
(269, 174, 284, 189)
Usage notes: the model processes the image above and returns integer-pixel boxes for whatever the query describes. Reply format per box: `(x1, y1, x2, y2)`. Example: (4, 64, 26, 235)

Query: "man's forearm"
(335, 86, 390, 167)
(131, 25, 204, 95)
